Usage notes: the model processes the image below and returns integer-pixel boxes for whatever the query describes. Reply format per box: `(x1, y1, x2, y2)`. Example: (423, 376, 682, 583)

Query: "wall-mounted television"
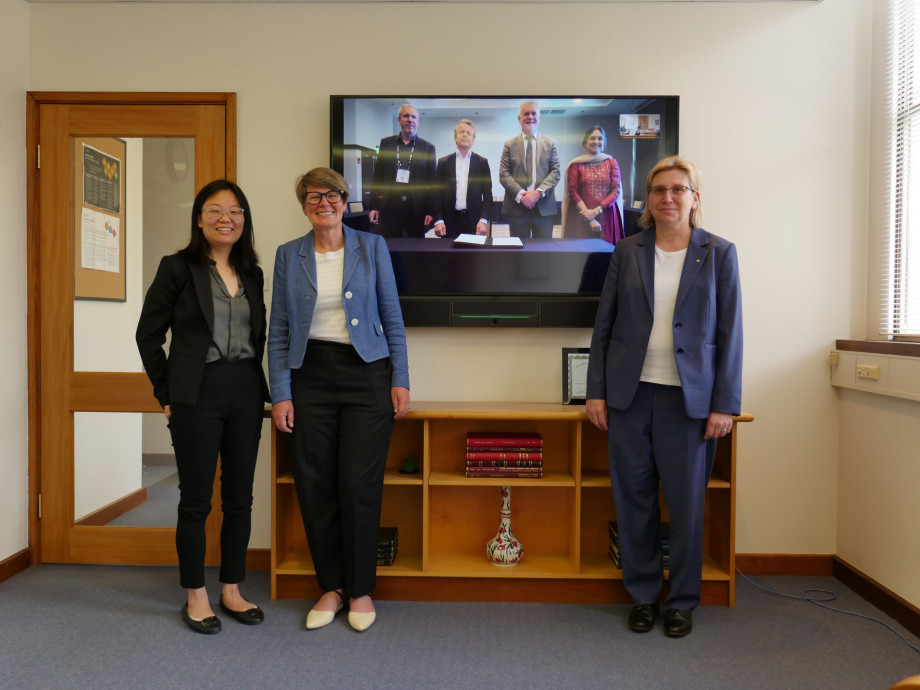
(330, 95, 679, 327)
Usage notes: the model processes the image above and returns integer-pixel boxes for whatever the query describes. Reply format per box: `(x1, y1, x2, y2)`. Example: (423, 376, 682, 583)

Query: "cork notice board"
(74, 138, 126, 301)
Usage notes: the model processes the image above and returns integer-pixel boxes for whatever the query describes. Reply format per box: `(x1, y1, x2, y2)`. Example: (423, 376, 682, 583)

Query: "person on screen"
(269, 167, 410, 633)
(585, 156, 743, 638)
(498, 99, 561, 239)
(562, 126, 625, 244)
(431, 119, 493, 238)
(136, 179, 269, 635)
(369, 104, 437, 238)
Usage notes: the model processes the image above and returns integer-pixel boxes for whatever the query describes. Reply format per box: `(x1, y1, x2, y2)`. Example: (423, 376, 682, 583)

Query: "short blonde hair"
(294, 167, 349, 205)
(638, 156, 703, 229)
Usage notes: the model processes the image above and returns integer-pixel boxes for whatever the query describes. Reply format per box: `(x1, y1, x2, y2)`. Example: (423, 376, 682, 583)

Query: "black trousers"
(378, 196, 427, 238)
(442, 209, 475, 237)
(168, 359, 264, 589)
(287, 340, 395, 597)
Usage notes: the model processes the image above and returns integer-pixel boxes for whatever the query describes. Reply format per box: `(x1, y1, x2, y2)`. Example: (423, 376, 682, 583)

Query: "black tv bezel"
(329, 95, 680, 327)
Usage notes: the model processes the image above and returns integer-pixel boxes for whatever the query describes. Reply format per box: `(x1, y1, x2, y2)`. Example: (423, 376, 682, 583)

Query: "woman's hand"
(391, 387, 410, 420)
(272, 400, 295, 433)
(704, 411, 733, 440)
(586, 398, 608, 431)
(580, 207, 600, 222)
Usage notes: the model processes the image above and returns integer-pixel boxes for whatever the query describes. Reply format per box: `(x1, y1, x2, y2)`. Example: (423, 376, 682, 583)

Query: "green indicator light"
(457, 315, 532, 319)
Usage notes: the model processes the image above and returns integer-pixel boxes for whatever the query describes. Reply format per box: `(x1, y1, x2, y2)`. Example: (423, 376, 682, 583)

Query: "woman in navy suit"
(586, 157, 742, 638)
(137, 179, 270, 634)
(269, 167, 410, 633)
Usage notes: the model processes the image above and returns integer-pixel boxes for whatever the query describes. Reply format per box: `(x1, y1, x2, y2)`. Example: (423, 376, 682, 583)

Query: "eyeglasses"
(203, 205, 245, 221)
(649, 185, 693, 198)
(304, 191, 344, 205)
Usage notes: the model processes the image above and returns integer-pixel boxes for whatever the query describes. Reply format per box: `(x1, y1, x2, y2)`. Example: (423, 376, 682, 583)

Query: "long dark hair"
(179, 179, 259, 273)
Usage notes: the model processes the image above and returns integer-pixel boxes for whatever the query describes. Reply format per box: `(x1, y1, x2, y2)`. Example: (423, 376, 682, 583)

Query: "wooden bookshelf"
(270, 402, 752, 605)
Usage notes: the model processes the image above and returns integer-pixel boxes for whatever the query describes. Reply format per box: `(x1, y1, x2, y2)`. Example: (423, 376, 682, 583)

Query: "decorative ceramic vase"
(485, 486, 524, 566)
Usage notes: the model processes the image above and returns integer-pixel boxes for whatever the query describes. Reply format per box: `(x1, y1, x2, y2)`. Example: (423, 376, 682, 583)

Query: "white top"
(309, 248, 351, 344)
(455, 149, 471, 211)
(639, 246, 686, 387)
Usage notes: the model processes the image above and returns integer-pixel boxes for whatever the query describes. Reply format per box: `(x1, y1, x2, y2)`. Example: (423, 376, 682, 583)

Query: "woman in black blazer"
(137, 180, 270, 635)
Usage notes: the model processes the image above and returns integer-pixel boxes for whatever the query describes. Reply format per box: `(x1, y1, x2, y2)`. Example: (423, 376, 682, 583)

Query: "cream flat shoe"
(348, 610, 376, 632)
(305, 591, 345, 630)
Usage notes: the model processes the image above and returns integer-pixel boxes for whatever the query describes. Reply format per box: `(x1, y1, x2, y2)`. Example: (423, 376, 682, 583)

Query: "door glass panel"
(73, 137, 195, 372)
(73, 138, 192, 528)
(74, 411, 176, 527)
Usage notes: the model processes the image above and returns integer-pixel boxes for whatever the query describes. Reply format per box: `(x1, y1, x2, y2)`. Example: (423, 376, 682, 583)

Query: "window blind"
(884, 0, 920, 339)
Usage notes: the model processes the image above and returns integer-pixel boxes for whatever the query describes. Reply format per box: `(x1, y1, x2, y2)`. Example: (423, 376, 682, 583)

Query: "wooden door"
(27, 92, 236, 564)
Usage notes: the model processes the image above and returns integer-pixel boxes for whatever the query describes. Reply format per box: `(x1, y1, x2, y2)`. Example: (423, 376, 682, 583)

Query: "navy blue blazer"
(267, 226, 409, 404)
(586, 227, 742, 419)
(136, 253, 269, 407)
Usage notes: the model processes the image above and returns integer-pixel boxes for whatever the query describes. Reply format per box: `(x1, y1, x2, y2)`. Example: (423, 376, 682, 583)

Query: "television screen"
(329, 96, 679, 326)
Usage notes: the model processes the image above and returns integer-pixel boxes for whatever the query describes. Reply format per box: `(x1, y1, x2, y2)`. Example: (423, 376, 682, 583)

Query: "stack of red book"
(464, 432, 543, 478)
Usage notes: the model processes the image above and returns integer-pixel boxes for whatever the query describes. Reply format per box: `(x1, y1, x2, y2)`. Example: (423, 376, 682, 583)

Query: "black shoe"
(664, 608, 692, 637)
(628, 604, 659, 633)
(181, 603, 221, 635)
(219, 595, 265, 625)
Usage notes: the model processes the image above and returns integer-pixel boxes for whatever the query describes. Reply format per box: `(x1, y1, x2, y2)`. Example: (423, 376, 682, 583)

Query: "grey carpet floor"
(0, 565, 917, 689)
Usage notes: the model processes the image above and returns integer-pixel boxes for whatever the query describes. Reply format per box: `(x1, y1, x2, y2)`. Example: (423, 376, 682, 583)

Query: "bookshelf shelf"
(271, 404, 752, 605)
(428, 467, 575, 487)
(426, 552, 577, 579)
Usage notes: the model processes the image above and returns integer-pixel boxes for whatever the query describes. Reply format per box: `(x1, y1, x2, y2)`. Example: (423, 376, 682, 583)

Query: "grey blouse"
(205, 263, 256, 363)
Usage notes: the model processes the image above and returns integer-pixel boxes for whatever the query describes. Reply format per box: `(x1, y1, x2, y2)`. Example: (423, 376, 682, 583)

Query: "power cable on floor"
(736, 567, 920, 654)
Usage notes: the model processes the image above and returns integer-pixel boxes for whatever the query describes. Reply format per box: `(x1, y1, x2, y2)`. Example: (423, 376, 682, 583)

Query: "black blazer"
(432, 150, 494, 233)
(370, 134, 437, 218)
(136, 253, 270, 407)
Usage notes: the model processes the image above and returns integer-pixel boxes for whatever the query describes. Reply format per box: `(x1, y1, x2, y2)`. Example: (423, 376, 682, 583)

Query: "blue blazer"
(268, 225, 409, 404)
(586, 226, 742, 419)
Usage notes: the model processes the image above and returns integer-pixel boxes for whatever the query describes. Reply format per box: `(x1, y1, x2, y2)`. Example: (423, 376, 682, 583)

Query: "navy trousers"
(607, 382, 717, 612)
(168, 359, 264, 589)
(287, 340, 395, 598)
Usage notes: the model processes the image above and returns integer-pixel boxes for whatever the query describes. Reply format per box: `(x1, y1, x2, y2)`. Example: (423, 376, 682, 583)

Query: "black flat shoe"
(664, 608, 692, 637)
(628, 604, 659, 633)
(181, 603, 221, 635)
(219, 595, 265, 625)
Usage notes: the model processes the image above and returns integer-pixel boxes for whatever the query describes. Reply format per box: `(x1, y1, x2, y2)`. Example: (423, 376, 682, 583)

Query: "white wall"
(0, 0, 31, 563)
(833, 0, 920, 607)
(836, 390, 920, 605)
(10, 0, 906, 603)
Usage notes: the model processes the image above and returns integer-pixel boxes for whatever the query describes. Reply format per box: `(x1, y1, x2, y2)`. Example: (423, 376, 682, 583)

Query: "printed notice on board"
(82, 144, 122, 213)
(81, 208, 120, 273)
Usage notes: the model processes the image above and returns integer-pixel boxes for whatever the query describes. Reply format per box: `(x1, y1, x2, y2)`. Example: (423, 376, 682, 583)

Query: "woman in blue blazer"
(586, 157, 742, 638)
(137, 179, 270, 634)
(269, 167, 410, 633)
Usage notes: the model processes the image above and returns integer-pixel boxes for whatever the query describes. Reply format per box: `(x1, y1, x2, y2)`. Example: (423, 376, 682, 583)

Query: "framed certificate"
(562, 348, 590, 405)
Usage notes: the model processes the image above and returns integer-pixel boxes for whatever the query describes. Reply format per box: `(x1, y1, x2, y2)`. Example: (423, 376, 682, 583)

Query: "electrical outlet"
(856, 364, 881, 381)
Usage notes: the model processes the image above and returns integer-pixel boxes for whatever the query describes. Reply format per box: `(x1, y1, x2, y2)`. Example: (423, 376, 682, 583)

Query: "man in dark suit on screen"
(499, 99, 561, 239)
(369, 104, 437, 238)
(431, 119, 493, 238)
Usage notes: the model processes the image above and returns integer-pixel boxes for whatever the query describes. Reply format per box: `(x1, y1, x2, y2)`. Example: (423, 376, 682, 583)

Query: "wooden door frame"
(26, 92, 236, 565)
